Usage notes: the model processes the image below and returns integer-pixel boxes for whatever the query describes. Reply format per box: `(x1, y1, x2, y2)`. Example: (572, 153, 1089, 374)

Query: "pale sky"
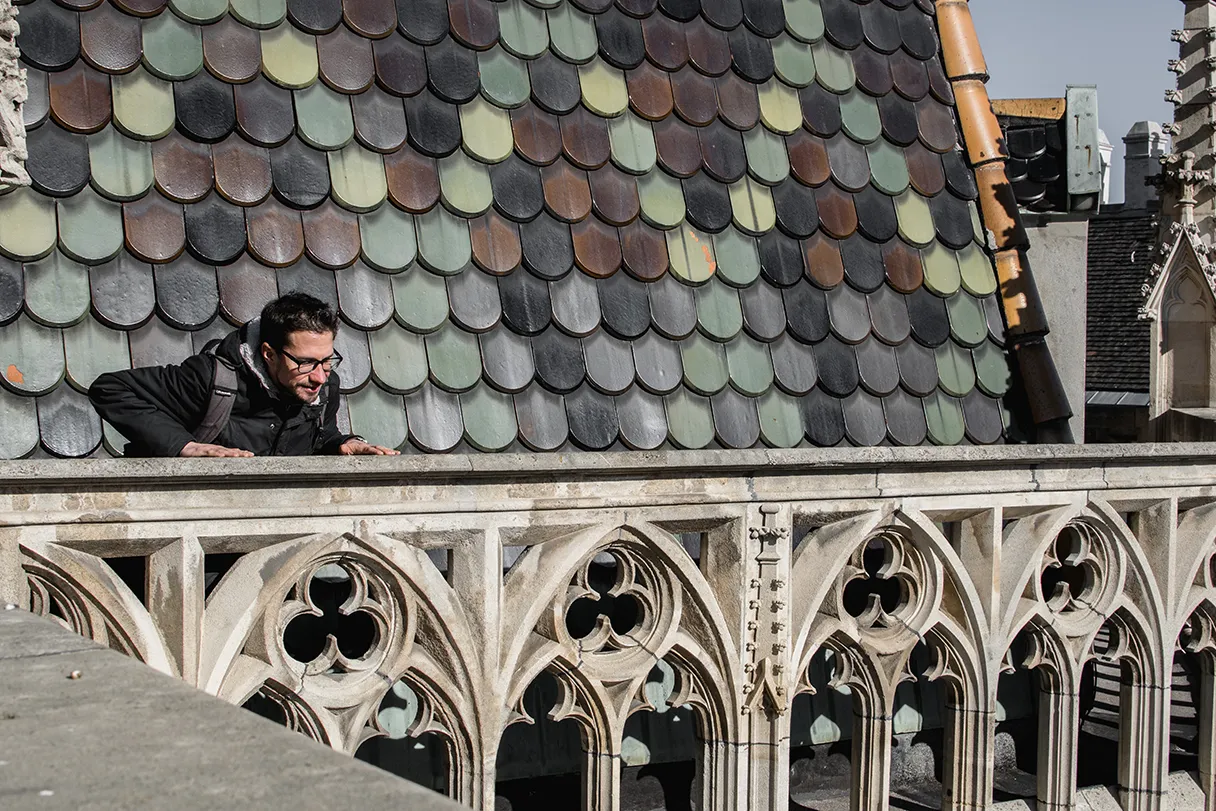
(969, 0, 1178, 204)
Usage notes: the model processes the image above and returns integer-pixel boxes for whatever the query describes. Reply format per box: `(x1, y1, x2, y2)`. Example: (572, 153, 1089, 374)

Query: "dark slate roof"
(1086, 210, 1155, 394)
(995, 112, 1067, 213)
(0, 0, 1016, 458)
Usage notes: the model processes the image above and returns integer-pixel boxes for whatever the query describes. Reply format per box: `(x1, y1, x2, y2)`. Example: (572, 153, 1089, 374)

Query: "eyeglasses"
(279, 348, 343, 375)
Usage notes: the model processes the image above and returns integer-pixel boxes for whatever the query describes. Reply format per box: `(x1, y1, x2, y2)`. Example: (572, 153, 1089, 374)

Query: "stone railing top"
(0, 609, 463, 810)
(0, 443, 1214, 489)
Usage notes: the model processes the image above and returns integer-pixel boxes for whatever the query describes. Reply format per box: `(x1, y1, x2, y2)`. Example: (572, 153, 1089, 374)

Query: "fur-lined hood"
(217, 318, 324, 405)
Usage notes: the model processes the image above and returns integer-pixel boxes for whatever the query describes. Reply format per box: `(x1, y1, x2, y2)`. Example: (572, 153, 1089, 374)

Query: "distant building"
(1086, 1, 1216, 442)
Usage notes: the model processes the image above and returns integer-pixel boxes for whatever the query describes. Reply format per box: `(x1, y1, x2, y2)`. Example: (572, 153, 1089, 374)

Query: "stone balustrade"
(3, 444, 1216, 811)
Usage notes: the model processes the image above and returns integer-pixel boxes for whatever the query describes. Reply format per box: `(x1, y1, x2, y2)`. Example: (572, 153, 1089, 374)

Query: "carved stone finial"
(1162, 151, 1213, 226)
(0, 0, 31, 187)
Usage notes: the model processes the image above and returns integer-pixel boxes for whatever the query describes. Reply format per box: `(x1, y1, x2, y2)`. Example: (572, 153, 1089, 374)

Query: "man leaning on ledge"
(89, 293, 399, 458)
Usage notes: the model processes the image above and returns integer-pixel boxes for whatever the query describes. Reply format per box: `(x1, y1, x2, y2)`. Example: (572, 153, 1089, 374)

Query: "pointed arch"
(22, 540, 175, 675)
(500, 521, 742, 722)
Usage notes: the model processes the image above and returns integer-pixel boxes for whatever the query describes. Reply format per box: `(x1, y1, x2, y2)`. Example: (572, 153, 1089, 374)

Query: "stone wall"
(1025, 216, 1090, 441)
(4, 445, 1216, 810)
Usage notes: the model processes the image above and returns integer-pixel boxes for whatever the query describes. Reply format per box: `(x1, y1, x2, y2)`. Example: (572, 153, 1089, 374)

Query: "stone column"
(941, 698, 995, 811)
(1116, 674, 1168, 811)
(1036, 681, 1079, 811)
(852, 706, 893, 811)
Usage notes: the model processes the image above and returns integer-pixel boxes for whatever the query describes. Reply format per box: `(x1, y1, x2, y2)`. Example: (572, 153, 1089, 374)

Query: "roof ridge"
(935, 0, 1074, 442)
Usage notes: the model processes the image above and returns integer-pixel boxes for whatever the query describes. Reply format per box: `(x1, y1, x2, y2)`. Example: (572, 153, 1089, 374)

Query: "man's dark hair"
(259, 293, 340, 350)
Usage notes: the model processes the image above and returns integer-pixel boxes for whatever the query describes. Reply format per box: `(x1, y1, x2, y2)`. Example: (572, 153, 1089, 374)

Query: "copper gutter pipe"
(935, 0, 1075, 443)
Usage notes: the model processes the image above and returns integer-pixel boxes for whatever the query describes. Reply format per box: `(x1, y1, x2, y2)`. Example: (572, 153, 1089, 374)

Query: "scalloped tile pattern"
(5, 0, 1014, 457)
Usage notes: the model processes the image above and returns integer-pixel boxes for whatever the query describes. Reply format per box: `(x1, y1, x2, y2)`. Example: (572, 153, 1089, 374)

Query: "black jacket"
(89, 324, 353, 457)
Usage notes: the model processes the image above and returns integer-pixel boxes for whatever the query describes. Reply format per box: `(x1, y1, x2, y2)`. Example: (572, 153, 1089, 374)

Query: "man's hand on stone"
(179, 442, 255, 458)
(339, 439, 401, 456)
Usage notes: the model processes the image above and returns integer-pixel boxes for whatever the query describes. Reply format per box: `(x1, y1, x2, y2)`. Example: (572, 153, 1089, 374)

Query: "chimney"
(1123, 122, 1168, 209)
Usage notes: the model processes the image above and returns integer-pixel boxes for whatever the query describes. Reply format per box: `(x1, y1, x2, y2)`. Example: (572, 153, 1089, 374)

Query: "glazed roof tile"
(4, 0, 1018, 456)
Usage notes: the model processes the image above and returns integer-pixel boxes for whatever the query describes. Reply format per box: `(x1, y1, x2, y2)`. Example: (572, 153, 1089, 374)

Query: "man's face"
(261, 330, 336, 403)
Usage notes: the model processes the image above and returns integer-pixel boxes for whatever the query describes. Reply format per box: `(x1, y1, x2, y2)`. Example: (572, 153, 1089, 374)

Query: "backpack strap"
(193, 351, 239, 444)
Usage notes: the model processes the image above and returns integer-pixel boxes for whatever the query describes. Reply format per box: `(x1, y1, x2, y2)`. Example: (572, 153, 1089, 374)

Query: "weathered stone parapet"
(3, 444, 1216, 810)
(0, 609, 464, 810)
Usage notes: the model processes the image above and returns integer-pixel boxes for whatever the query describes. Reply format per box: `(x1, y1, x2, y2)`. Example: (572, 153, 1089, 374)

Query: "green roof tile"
(946, 291, 986, 347)
(360, 205, 417, 272)
(346, 383, 407, 450)
(839, 89, 881, 144)
(958, 242, 998, 297)
(438, 150, 493, 217)
(479, 47, 531, 109)
(24, 251, 90, 327)
(666, 223, 715, 283)
(608, 112, 657, 175)
(757, 388, 802, 447)
(88, 126, 155, 202)
(0, 316, 65, 396)
(638, 171, 685, 229)
(112, 67, 176, 140)
(142, 12, 204, 81)
(260, 22, 318, 88)
(665, 388, 714, 448)
(771, 34, 816, 88)
(425, 323, 482, 392)
(695, 277, 743, 341)
(729, 176, 776, 235)
(894, 189, 934, 247)
(64, 315, 131, 391)
(811, 40, 854, 94)
(547, 4, 597, 64)
(416, 206, 472, 274)
(499, 0, 550, 58)
(461, 383, 517, 451)
(170, 0, 228, 24)
(460, 97, 514, 164)
(935, 341, 976, 398)
(921, 241, 961, 296)
(296, 81, 354, 150)
(0, 188, 58, 261)
(758, 78, 802, 135)
(680, 331, 729, 395)
(782, 0, 824, 43)
(867, 140, 910, 195)
(392, 266, 450, 332)
(743, 126, 791, 186)
(328, 143, 388, 212)
(712, 228, 761, 287)
(58, 188, 125, 265)
(369, 320, 428, 393)
(924, 390, 965, 445)
(973, 340, 1011, 397)
(726, 334, 773, 396)
(232, 0, 287, 29)
(579, 62, 628, 117)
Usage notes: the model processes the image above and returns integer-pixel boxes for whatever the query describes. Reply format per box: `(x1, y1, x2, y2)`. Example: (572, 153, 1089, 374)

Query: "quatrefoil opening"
(282, 561, 385, 675)
(1040, 523, 1100, 613)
